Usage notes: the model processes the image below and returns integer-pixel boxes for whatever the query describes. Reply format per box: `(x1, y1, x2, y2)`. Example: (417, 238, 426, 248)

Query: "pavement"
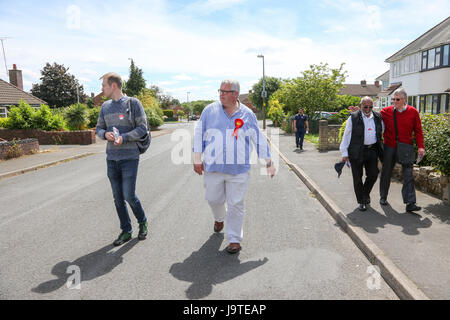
(1, 123, 448, 299)
(268, 127, 449, 300)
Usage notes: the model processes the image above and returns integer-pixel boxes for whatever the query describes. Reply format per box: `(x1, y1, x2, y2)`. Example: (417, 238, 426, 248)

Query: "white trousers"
(203, 171, 250, 244)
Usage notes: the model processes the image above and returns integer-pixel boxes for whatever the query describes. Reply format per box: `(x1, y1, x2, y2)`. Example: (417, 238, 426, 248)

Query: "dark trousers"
(350, 146, 379, 204)
(107, 159, 147, 233)
(295, 128, 306, 148)
(379, 144, 416, 204)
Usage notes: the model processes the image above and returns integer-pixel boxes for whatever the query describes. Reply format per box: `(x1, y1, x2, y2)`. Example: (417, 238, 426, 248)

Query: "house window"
(444, 45, 449, 66)
(428, 48, 435, 69)
(0, 107, 7, 118)
(422, 44, 450, 71)
(422, 51, 428, 70)
(435, 47, 441, 67)
(425, 95, 433, 113)
(432, 95, 439, 114)
(419, 96, 425, 113)
(441, 94, 448, 113)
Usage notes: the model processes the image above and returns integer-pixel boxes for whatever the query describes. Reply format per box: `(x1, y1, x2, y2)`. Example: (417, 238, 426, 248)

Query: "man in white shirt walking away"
(339, 96, 384, 211)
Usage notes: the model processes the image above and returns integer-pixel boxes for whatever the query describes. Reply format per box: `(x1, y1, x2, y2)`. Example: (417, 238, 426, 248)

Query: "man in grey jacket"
(96, 72, 148, 246)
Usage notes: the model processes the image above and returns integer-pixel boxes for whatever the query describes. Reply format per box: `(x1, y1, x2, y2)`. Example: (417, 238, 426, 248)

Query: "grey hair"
(221, 79, 240, 94)
(360, 96, 373, 105)
(393, 88, 407, 99)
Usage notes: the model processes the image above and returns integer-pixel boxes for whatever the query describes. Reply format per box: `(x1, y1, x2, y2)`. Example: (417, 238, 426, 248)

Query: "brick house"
(0, 64, 46, 117)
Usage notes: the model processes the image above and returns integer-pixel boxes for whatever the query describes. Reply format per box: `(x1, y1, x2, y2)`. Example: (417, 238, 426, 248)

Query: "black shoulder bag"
(393, 109, 414, 166)
(128, 97, 151, 154)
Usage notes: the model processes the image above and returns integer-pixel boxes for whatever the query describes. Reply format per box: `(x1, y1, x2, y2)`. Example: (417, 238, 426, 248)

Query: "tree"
(123, 59, 146, 97)
(272, 63, 347, 120)
(182, 100, 215, 115)
(249, 77, 282, 112)
(334, 95, 362, 111)
(31, 62, 87, 108)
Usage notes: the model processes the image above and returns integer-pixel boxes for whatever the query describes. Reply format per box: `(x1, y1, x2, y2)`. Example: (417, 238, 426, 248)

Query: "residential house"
(339, 80, 382, 100)
(239, 91, 262, 117)
(0, 65, 46, 117)
(383, 16, 450, 114)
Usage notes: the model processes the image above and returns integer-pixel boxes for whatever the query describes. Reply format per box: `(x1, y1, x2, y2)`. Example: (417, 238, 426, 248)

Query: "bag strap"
(127, 97, 136, 128)
(393, 108, 399, 144)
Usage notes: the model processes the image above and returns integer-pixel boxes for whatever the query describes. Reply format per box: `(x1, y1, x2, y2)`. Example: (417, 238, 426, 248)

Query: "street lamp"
(257, 54, 267, 129)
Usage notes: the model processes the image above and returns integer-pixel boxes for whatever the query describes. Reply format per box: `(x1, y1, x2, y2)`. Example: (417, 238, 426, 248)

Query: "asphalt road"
(0, 122, 397, 300)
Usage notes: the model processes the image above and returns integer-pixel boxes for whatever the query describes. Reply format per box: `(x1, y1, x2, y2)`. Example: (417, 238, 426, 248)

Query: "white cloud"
(173, 74, 193, 81)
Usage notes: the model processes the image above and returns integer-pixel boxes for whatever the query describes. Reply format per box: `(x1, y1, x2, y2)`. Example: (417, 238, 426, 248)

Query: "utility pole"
(0, 37, 10, 79)
(257, 54, 267, 129)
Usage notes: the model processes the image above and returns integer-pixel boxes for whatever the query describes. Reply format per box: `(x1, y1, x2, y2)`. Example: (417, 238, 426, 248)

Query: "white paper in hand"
(113, 127, 120, 143)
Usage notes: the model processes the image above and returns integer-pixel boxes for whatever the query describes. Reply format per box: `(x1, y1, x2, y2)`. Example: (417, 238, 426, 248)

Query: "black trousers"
(379, 144, 416, 204)
(295, 128, 306, 148)
(350, 146, 379, 204)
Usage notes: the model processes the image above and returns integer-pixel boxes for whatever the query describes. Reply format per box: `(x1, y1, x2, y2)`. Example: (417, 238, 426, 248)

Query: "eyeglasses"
(362, 106, 373, 109)
(393, 98, 403, 101)
(218, 89, 235, 94)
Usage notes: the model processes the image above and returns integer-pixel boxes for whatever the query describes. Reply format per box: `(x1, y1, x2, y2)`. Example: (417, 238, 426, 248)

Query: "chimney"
(374, 80, 380, 87)
(360, 80, 367, 87)
(9, 64, 23, 90)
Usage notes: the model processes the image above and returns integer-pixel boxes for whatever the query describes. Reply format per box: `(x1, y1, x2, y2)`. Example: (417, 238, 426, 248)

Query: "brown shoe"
(226, 243, 241, 254)
(214, 221, 224, 232)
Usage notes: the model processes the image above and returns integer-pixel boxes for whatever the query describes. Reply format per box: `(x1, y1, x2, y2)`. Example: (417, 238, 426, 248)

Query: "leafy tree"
(272, 63, 347, 120)
(31, 62, 87, 108)
(267, 99, 286, 127)
(123, 59, 146, 97)
(249, 77, 282, 113)
(182, 100, 215, 115)
(334, 95, 362, 111)
(136, 88, 164, 129)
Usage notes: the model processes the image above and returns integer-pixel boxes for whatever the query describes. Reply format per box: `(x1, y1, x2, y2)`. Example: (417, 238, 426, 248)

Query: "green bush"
(32, 105, 67, 131)
(88, 107, 101, 128)
(5, 100, 35, 129)
(338, 119, 347, 143)
(420, 113, 450, 175)
(0, 117, 9, 128)
(145, 107, 164, 129)
(64, 103, 89, 130)
(267, 99, 285, 127)
(328, 109, 350, 124)
(163, 110, 174, 118)
(281, 112, 294, 134)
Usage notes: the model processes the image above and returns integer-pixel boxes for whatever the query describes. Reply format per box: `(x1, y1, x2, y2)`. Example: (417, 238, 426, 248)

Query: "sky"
(0, 0, 449, 103)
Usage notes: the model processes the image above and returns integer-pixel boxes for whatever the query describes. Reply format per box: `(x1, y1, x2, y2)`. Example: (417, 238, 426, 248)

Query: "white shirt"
(340, 112, 384, 158)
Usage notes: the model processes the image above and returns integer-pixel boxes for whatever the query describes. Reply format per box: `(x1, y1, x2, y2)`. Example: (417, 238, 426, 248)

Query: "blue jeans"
(107, 159, 147, 233)
(295, 128, 306, 148)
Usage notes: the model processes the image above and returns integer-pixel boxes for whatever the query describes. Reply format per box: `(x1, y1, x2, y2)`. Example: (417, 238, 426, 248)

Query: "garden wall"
(0, 138, 39, 160)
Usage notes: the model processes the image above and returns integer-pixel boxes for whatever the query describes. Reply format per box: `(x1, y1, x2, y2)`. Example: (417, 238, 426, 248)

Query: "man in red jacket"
(379, 88, 425, 212)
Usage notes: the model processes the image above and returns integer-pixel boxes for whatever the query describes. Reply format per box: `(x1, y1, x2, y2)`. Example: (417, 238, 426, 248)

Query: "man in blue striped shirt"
(193, 80, 276, 254)
(96, 73, 148, 246)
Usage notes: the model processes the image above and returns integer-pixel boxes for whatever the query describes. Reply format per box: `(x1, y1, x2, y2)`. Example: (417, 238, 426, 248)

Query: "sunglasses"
(393, 98, 403, 101)
(218, 89, 235, 94)
(362, 106, 373, 109)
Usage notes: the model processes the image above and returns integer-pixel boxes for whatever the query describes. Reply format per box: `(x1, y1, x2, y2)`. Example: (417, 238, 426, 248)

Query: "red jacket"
(381, 105, 425, 149)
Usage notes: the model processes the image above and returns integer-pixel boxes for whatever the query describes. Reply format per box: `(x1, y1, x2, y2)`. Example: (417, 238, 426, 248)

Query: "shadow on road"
(170, 233, 268, 300)
(32, 238, 139, 294)
(346, 204, 432, 235)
